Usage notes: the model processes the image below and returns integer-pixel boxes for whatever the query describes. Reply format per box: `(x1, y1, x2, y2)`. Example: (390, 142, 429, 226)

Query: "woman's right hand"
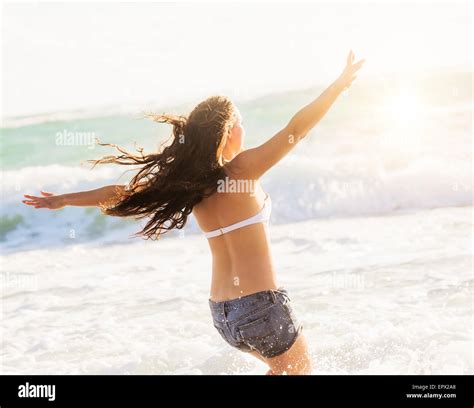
(335, 50, 365, 91)
(22, 191, 66, 210)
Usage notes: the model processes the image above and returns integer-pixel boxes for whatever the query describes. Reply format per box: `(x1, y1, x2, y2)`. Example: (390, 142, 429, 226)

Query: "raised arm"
(288, 50, 365, 139)
(233, 50, 365, 180)
(22, 185, 126, 209)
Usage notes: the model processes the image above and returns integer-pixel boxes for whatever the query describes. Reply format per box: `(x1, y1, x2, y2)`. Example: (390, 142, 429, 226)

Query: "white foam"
(1, 206, 472, 374)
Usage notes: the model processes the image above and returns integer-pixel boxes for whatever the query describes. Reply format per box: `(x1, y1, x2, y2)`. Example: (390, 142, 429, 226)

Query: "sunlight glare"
(387, 89, 422, 124)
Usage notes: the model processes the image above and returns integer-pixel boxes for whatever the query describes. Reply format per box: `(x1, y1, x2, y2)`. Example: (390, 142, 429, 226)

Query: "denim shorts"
(209, 287, 303, 358)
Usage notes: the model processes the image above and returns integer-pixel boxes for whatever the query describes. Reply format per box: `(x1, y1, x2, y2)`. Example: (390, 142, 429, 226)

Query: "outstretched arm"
(22, 185, 126, 209)
(233, 50, 365, 180)
(287, 50, 365, 140)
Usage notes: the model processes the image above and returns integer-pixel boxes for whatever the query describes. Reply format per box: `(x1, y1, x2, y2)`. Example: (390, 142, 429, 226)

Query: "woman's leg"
(266, 333, 312, 375)
(249, 351, 277, 375)
(250, 333, 312, 375)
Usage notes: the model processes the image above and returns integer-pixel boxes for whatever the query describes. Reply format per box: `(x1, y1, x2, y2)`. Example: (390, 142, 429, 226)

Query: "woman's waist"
(210, 263, 278, 302)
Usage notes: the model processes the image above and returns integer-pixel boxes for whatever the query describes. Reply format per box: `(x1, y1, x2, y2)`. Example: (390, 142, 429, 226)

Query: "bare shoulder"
(225, 125, 298, 180)
(224, 151, 259, 182)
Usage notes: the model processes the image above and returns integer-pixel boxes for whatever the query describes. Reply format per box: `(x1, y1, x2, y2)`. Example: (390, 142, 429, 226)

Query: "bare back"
(192, 167, 278, 301)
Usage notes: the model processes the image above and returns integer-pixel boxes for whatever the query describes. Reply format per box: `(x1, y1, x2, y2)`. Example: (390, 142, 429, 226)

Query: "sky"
(1, 0, 472, 118)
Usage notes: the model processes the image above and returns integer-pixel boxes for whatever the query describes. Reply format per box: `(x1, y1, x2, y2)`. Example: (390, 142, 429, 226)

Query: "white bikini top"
(203, 193, 272, 239)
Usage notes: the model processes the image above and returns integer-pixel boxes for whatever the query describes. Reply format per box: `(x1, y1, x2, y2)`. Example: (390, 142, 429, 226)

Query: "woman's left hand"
(335, 50, 365, 91)
(22, 191, 66, 210)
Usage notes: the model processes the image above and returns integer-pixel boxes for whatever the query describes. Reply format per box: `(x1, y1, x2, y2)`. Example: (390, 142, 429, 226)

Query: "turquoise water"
(1, 71, 472, 250)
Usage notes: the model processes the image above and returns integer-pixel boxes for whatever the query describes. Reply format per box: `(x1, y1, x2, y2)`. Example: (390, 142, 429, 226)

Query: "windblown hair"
(90, 95, 236, 240)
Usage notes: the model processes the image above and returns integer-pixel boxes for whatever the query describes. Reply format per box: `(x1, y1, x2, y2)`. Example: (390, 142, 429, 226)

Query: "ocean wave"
(1, 154, 471, 251)
(1, 105, 147, 129)
(1, 74, 471, 251)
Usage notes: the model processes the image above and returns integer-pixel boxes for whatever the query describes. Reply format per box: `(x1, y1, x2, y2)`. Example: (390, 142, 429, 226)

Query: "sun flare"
(387, 89, 422, 124)
(379, 88, 426, 153)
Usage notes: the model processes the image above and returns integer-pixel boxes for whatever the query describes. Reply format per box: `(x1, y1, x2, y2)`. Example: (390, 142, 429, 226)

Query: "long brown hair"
(90, 95, 236, 239)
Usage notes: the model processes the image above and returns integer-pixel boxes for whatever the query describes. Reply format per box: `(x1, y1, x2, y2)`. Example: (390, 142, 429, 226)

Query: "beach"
(1, 205, 471, 374)
(1, 69, 473, 374)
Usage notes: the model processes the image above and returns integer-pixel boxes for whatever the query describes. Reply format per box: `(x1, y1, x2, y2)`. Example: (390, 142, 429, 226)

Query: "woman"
(23, 50, 364, 375)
